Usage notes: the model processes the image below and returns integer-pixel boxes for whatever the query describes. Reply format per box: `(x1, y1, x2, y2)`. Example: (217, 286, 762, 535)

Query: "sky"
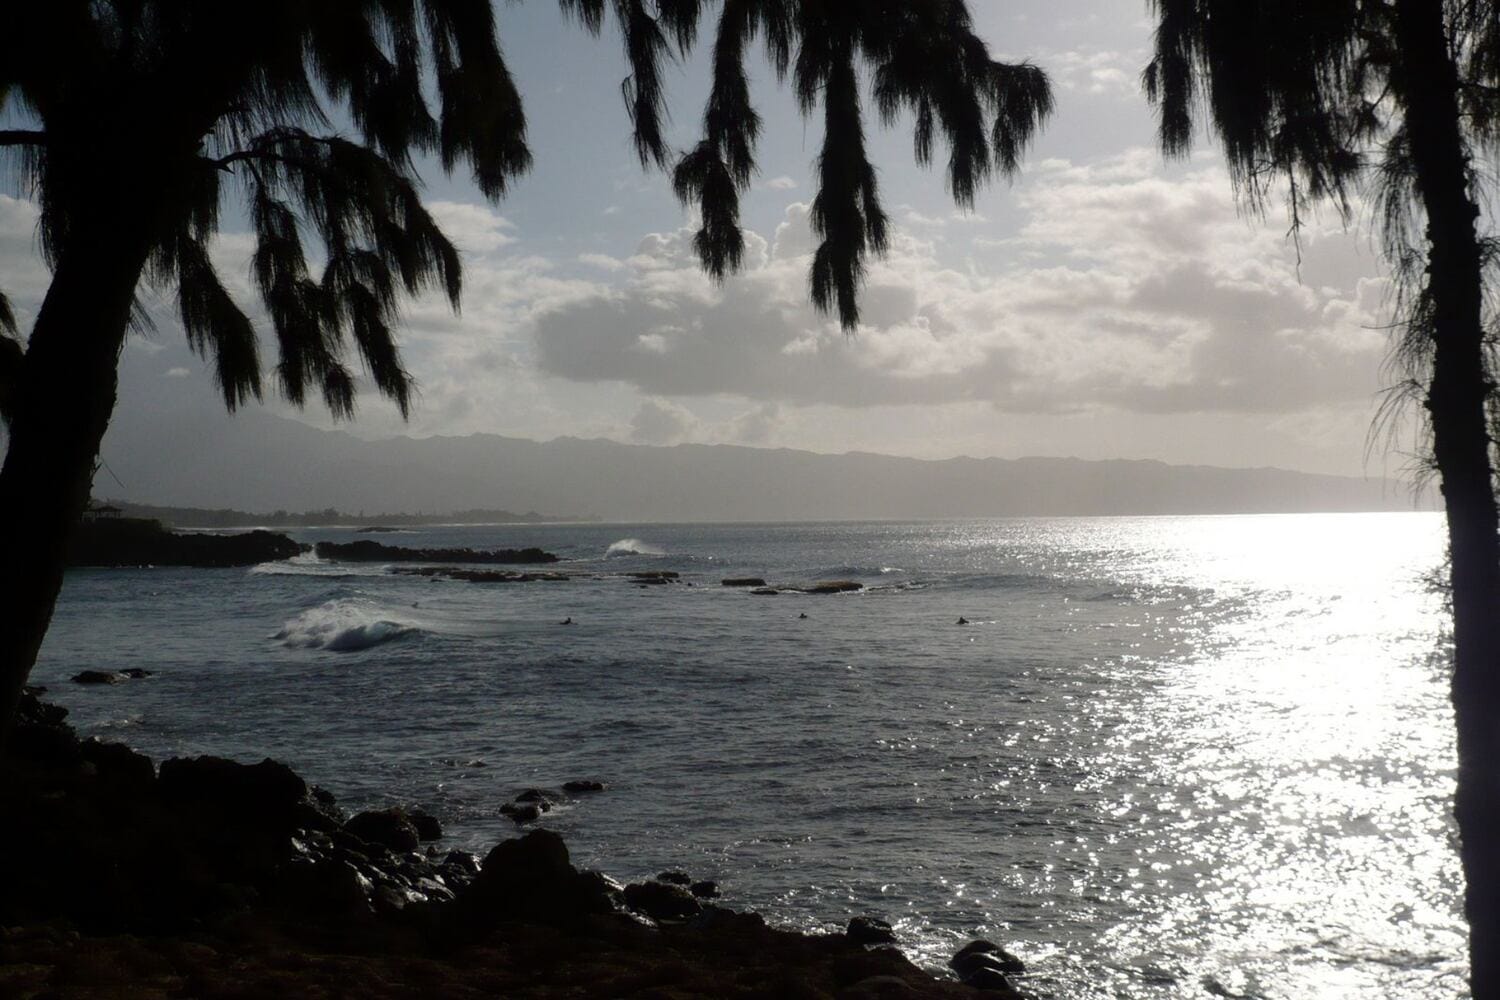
(1, 1, 1415, 478)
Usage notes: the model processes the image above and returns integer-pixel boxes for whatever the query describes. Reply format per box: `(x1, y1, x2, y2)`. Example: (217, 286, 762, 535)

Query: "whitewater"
(37, 513, 1459, 999)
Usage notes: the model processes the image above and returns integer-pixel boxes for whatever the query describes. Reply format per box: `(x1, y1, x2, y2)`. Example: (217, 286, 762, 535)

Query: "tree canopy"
(0, 0, 1053, 420)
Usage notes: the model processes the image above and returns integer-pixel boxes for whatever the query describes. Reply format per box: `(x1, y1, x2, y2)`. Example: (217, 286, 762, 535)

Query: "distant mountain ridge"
(98, 409, 1429, 520)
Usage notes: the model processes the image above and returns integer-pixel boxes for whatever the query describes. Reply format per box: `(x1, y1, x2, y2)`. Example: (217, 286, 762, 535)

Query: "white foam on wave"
(605, 538, 665, 557)
(274, 598, 419, 652)
(251, 551, 385, 577)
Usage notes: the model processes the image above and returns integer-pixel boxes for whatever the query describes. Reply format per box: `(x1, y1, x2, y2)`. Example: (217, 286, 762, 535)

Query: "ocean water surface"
(36, 513, 1460, 999)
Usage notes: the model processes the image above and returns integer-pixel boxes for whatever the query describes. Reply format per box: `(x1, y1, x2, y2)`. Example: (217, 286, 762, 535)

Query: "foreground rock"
(0, 690, 990, 999)
(315, 539, 558, 564)
(66, 517, 304, 568)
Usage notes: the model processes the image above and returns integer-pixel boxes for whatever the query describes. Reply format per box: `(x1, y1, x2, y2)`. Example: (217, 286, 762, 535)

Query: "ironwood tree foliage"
(1145, 0, 1500, 994)
(0, 2, 1052, 733)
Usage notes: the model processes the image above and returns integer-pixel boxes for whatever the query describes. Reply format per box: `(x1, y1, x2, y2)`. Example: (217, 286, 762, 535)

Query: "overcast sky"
(2, 1, 1411, 478)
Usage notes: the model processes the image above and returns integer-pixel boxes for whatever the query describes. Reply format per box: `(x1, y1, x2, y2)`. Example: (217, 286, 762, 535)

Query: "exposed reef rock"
(314, 539, 559, 564)
(392, 565, 570, 583)
(67, 518, 304, 568)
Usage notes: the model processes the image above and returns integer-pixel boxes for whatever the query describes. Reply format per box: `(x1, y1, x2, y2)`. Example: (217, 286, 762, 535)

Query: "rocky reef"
(0, 690, 1031, 998)
(66, 517, 304, 568)
(314, 539, 559, 564)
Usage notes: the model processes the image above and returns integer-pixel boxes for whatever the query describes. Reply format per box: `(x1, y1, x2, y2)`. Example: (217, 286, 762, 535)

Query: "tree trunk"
(1392, 2, 1500, 996)
(0, 217, 152, 748)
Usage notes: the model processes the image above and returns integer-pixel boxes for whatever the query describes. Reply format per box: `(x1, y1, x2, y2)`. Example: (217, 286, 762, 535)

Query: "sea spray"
(604, 538, 666, 557)
(274, 597, 419, 652)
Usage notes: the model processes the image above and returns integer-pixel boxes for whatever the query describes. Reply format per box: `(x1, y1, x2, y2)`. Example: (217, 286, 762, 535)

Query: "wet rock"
(71, 670, 127, 685)
(562, 779, 605, 793)
(452, 830, 612, 926)
(623, 880, 701, 921)
(951, 940, 1025, 975)
(961, 967, 1023, 995)
(656, 870, 692, 885)
(309, 786, 346, 825)
(120, 668, 153, 679)
(158, 755, 320, 830)
(345, 808, 421, 853)
(500, 802, 543, 824)
(80, 738, 155, 789)
(514, 788, 554, 805)
(846, 916, 898, 945)
(408, 808, 443, 842)
(689, 880, 720, 899)
(805, 580, 863, 595)
(721, 577, 767, 587)
(627, 571, 679, 582)
(750, 587, 779, 595)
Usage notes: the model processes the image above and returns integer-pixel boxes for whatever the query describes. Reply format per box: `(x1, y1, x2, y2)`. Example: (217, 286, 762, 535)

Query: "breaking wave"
(274, 598, 419, 652)
(605, 538, 665, 557)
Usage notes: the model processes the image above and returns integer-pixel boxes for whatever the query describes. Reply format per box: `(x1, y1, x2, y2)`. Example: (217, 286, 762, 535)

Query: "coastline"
(0, 689, 1027, 999)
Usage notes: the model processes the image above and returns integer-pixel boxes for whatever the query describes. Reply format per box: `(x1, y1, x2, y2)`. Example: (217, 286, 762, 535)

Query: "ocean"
(35, 513, 1461, 999)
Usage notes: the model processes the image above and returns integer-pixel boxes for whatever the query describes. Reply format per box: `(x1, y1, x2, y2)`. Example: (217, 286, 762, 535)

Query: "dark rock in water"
(158, 755, 336, 832)
(452, 830, 613, 926)
(408, 808, 443, 841)
(562, 779, 605, 793)
(314, 539, 558, 564)
(500, 802, 543, 824)
(67, 517, 303, 568)
(70, 667, 151, 685)
(72, 670, 126, 685)
(514, 788, 554, 805)
(356, 526, 400, 533)
(393, 566, 571, 583)
(442, 850, 483, 879)
(750, 587, 779, 596)
(624, 880, 701, 921)
(961, 967, 1023, 995)
(627, 570, 679, 581)
(655, 870, 692, 885)
(722, 577, 767, 587)
(689, 880, 720, 899)
(805, 580, 864, 595)
(80, 738, 155, 789)
(951, 940, 1025, 975)
(345, 808, 421, 853)
(846, 916, 898, 945)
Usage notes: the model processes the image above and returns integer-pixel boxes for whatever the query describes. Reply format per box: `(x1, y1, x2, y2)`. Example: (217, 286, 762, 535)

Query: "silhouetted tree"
(1145, 1, 1500, 993)
(0, 2, 1051, 737)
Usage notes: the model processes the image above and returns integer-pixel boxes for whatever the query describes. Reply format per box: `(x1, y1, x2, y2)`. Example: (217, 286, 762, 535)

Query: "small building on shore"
(81, 502, 122, 522)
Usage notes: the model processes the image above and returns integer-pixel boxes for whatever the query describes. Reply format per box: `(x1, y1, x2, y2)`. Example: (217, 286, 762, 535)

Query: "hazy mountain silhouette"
(97, 409, 1426, 521)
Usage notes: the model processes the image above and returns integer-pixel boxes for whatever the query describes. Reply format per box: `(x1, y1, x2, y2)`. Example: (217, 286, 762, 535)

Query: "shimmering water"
(35, 513, 1461, 998)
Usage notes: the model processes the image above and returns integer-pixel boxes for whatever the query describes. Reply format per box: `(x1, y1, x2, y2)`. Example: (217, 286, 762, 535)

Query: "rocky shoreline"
(0, 690, 1031, 998)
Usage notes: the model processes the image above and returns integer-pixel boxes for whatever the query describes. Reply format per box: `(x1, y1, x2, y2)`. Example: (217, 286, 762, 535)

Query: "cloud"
(1041, 47, 1144, 99)
(762, 176, 798, 191)
(425, 201, 517, 255)
(163, 367, 190, 378)
(629, 397, 700, 444)
(527, 154, 1390, 418)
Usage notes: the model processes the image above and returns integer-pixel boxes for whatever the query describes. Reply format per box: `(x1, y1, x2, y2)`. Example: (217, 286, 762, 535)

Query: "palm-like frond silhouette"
(2, 0, 525, 416)
(0, 1, 1052, 736)
(1143, 3, 1500, 994)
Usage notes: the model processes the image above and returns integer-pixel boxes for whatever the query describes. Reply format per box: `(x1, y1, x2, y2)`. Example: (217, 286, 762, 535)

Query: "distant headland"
(97, 500, 599, 530)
